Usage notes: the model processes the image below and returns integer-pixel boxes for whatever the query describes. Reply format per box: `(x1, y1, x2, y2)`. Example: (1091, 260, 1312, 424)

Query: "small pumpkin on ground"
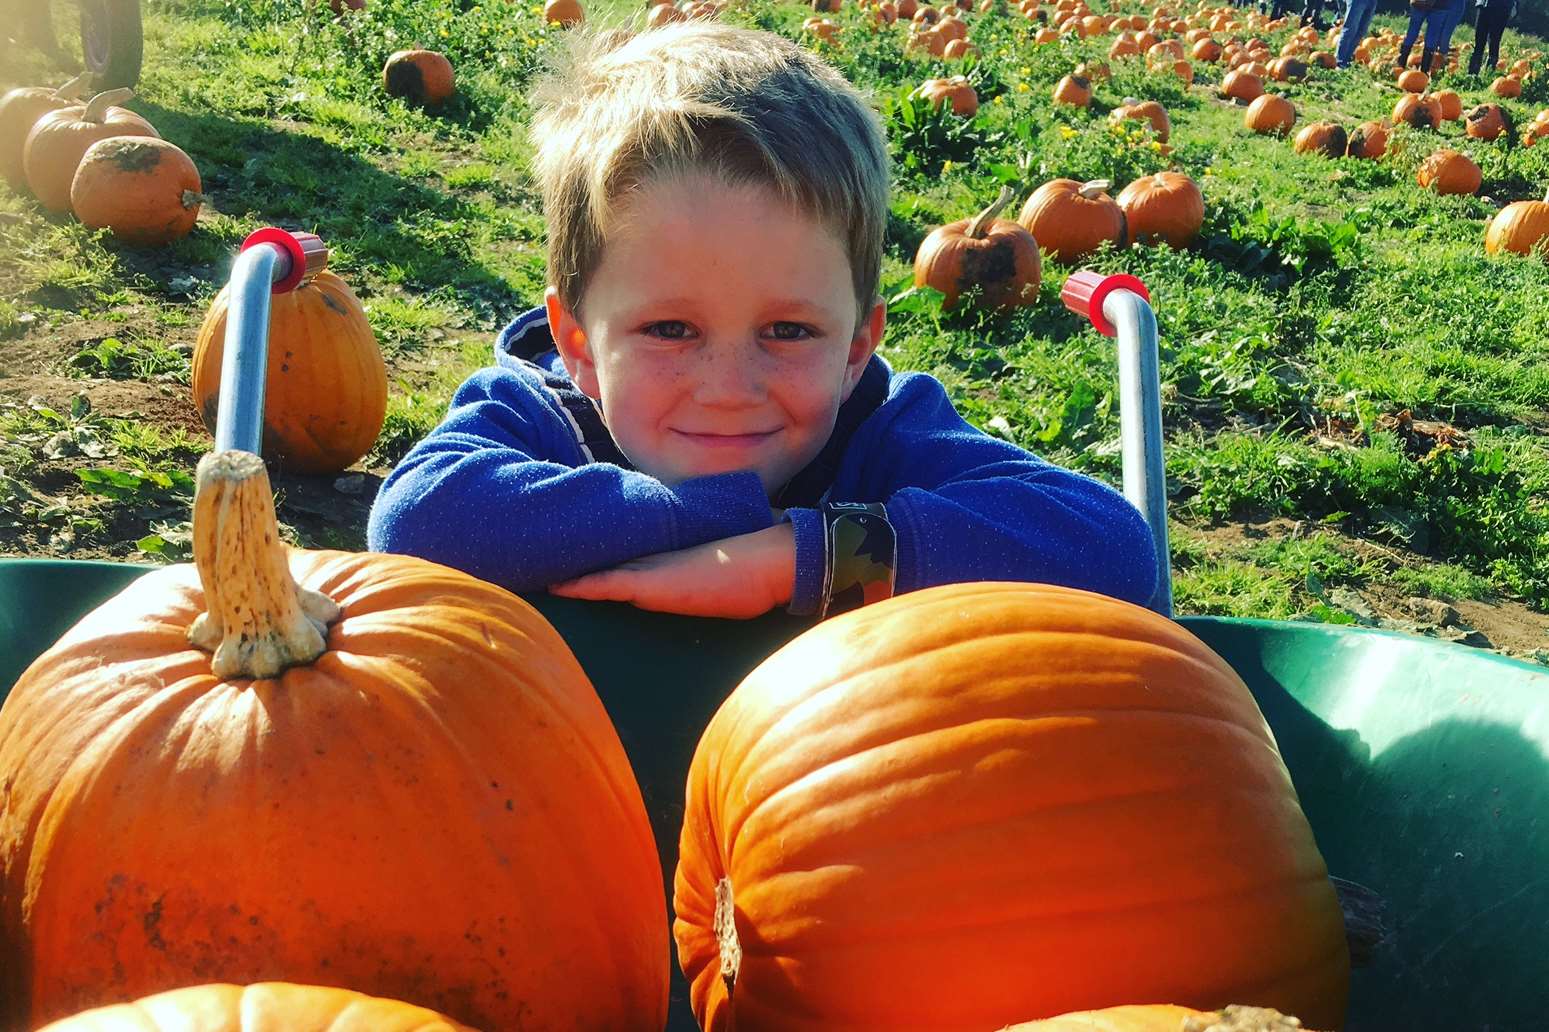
(1392, 91, 1442, 130)
(191, 270, 388, 474)
(917, 75, 978, 116)
(1345, 120, 1389, 159)
(1486, 188, 1549, 256)
(69, 137, 204, 246)
(1003, 1004, 1324, 1031)
(383, 49, 456, 108)
(543, 0, 584, 23)
(1492, 75, 1522, 98)
(1017, 178, 1126, 263)
(1053, 74, 1092, 106)
(1117, 170, 1205, 248)
(1293, 121, 1348, 158)
(1109, 98, 1171, 141)
(1244, 93, 1296, 134)
(1434, 88, 1463, 121)
(913, 186, 1041, 309)
(673, 583, 1351, 1032)
(0, 73, 88, 191)
(1268, 56, 1307, 81)
(37, 982, 481, 1031)
(1397, 68, 1429, 92)
(1220, 68, 1264, 103)
(22, 88, 159, 212)
(1465, 103, 1513, 142)
(1416, 148, 1482, 195)
(0, 450, 670, 1031)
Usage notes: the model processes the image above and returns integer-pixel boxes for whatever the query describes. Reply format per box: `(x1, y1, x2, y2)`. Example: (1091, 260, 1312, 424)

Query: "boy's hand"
(548, 523, 795, 619)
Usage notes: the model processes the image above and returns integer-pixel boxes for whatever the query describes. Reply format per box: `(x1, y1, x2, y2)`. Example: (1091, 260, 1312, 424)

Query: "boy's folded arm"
(366, 369, 772, 592)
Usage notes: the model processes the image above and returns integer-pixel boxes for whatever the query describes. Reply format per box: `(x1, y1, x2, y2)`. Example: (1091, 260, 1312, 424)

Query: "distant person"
(1397, 0, 1469, 75)
(1469, 0, 1519, 76)
(1335, 0, 1381, 67)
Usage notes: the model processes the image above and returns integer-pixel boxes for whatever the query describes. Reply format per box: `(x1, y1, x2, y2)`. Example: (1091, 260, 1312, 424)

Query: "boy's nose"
(692, 343, 767, 406)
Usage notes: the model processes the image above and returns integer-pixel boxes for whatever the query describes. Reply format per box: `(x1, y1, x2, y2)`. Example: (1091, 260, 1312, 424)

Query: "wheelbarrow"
(18, 0, 143, 90)
(1, 232, 1546, 1031)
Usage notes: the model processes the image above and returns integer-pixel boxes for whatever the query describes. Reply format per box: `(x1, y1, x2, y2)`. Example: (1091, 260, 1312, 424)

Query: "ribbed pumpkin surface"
(673, 582, 1349, 1032)
(37, 981, 481, 1031)
(0, 551, 668, 1030)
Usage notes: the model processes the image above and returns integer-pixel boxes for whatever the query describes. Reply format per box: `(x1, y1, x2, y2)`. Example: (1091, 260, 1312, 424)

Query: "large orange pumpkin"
(22, 88, 159, 212)
(673, 583, 1351, 1032)
(1053, 74, 1093, 106)
(0, 450, 669, 1031)
(1293, 121, 1347, 158)
(1392, 91, 1441, 130)
(1464, 103, 1512, 141)
(1118, 171, 1205, 248)
(1485, 189, 1549, 256)
(383, 49, 456, 107)
(1345, 120, 1388, 160)
(1416, 148, 1482, 195)
(1220, 68, 1264, 103)
(1109, 98, 1171, 141)
(1004, 1004, 1320, 1031)
(1433, 89, 1463, 121)
(1244, 93, 1295, 134)
(69, 137, 204, 246)
(1018, 178, 1127, 263)
(38, 982, 481, 1031)
(913, 187, 1042, 309)
(918, 75, 978, 116)
(190, 270, 388, 474)
(1491, 75, 1522, 98)
(0, 73, 88, 191)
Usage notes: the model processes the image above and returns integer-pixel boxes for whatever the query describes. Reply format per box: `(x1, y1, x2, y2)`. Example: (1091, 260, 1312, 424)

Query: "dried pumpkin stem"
(82, 88, 134, 124)
(966, 185, 1017, 240)
(714, 877, 742, 997)
(1079, 178, 1113, 199)
(187, 450, 341, 679)
(53, 72, 90, 101)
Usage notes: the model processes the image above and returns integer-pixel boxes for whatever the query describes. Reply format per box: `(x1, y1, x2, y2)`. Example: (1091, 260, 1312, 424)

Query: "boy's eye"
(643, 320, 691, 340)
(769, 322, 815, 341)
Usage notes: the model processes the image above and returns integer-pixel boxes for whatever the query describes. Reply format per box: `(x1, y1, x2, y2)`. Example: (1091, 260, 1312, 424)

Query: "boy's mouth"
(671, 429, 780, 449)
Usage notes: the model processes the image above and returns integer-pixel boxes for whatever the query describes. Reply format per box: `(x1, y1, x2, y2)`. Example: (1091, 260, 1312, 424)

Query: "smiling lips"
(672, 429, 779, 449)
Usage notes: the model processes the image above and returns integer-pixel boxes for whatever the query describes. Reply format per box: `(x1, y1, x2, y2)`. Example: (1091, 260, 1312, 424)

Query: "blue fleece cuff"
(666, 471, 773, 548)
(785, 506, 825, 616)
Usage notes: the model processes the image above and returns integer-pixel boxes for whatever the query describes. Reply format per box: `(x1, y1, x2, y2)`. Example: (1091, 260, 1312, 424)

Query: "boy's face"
(546, 174, 886, 500)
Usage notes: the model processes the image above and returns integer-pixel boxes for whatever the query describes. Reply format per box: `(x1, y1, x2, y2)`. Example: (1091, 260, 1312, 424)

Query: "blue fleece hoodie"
(366, 307, 1158, 615)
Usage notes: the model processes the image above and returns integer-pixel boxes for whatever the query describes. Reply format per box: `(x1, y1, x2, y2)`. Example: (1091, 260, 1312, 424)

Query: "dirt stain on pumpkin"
(956, 240, 1022, 304)
(103, 139, 163, 174)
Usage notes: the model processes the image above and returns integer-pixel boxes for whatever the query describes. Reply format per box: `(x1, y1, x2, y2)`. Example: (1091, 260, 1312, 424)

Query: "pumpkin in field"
(22, 89, 159, 212)
(1492, 75, 1522, 98)
(69, 137, 203, 246)
(1110, 35, 1142, 59)
(0, 450, 669, 1031)
(1392, 91, 1442, 130)
(1221, 68, 1264, 103)
(1118, 171, 1205, 247)
(1244, 93, 1296, 134)
(1003, 1004, 1321, 1031)
(383, 49, 456, 107)
(1486, 189, 1549, 256)
(1168, 58, 1196, 83)
(1192, 37, 1222, 62)
(1075, 60, 1112, 81)
(1053, 74, 1093, 106)
(543, 0, 584, 23)
(1434, 89, 1463, 121)
(1268, 56, 1307, 81)
(672, 582, 1351, 1032)
(1017, 178, 1126, 262)
(913, 186, 1041, 309)
(943, 37, 978, 59)
(1109, 98, 1170, 141)
(1465, 103, 1512, 141)
(1397, 68, 1429, 92)
(1310, 50, 1335, 68)
(918, 75, 978, 116)
(191, 270, 387, 474)
(1345, 120, 1389, 159)
(1293, 121, 1348, 158)
(1416, 148, 1482, 194)
(37, 982, 480, 1032)
(0, 73, 88, 191)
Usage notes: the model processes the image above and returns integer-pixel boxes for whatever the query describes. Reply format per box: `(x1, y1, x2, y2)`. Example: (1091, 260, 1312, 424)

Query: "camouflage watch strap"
(818, 502, 897, 619)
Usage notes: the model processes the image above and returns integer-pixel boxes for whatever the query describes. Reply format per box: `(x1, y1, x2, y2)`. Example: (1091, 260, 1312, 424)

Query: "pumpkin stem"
(967, 185, 1017, 239)
(53, 72, 90, 100)
(1079, 179, 1113, 198)
(187, 450, 341, 679)
(713, 877, 742, 997)
(82, 88, 135, 124)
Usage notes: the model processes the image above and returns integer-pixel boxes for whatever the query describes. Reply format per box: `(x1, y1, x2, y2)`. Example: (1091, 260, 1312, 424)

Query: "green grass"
(3, 0, 1549, 628)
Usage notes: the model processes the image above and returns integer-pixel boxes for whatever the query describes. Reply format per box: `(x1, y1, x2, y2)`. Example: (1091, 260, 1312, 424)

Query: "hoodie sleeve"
(366, 366, 773, 593)
(784, 372, 1158, 615)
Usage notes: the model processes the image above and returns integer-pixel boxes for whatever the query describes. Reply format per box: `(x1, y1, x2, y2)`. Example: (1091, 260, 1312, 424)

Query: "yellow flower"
(1150, 141, 1162, 151)
(1059, 125, 1078, 139)
(1017, 81, 1030, 92)
(993, 94, 1004, 104)
(942, 160, 955, 174)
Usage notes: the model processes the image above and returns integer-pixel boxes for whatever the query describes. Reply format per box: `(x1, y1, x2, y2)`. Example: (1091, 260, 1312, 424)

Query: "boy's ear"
(545, 287, 601, 399)
(839, 296, 888, 402)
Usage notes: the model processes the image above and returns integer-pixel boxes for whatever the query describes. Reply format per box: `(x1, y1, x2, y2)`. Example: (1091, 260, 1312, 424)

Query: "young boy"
(366, 21, 1157, 620)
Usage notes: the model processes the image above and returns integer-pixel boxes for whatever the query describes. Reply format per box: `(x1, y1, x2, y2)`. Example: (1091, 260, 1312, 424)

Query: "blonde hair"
(529, 21, 890, 319)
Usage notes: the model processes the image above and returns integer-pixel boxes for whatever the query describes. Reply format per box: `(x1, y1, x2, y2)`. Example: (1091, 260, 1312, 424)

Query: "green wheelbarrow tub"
(2, 558, 1546, 1030)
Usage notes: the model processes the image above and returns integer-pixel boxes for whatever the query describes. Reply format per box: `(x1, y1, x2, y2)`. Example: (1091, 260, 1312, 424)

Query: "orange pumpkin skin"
(0, 546, 669, 1029)
(383, 50, 456, 107)
(1345, 120, 1388, 160)
(0, 78, 88, 191)
(1118, 171, 1205, 248)
(1392, 92, 1441, 130)
(1004, 1004, 1317, 1031)
(1464, 103, 1511, 142)
(544, 0, 584, 23)
(1396, 68, 1428, 92)
(1110, 99, 1170, 142)
(1244, 93, 1295, 134)
(1491, 75, 1522, 98)
(191, 271, 388, 474)
(1434, 89, 1463, 121)
(1293, 121, 1347, 158)
(37, 982, 481, 1031)
(673, 583, 1351, 1032)
(1416, 149, 1482, 195)
(914, 192, 1041, 309)
(23, 91, 159, 213)
(1018, 178, 1127, 263)
(1220, 69, 1264, 103)
(69, 137, 203, 246)
(1053, 74, 1092, 106)
(1486, 195, 1549, 256)
(918, 76, 978, 116)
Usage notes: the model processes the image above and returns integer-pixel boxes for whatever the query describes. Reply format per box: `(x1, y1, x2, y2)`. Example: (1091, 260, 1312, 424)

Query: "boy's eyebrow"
(623, 297, 838, 318)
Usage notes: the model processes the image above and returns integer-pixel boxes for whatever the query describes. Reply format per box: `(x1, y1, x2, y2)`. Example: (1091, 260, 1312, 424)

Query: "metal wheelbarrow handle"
(1061, 271, 1172, 617)
(213, 228, 330, 454)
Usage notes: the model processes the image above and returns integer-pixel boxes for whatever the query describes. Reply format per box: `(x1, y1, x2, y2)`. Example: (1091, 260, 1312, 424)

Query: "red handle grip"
(240, 228, 330, 294)
(1060, 270, 1150, 337)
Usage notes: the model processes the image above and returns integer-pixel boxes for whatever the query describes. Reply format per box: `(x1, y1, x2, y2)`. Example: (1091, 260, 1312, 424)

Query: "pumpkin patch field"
(3, 0, 1549, 661)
